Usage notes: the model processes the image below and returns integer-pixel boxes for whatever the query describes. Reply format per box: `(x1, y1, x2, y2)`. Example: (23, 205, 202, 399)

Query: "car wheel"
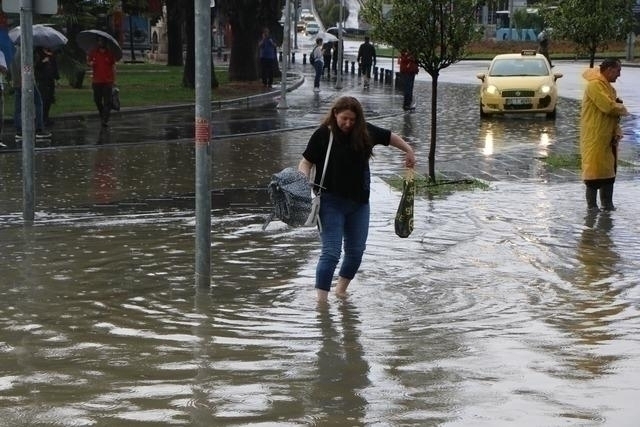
(480, 102, 488, 119)
(546, 108, 557, 120)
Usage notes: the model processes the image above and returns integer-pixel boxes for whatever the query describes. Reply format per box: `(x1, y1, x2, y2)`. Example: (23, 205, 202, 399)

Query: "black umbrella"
(76, 29, 122, 61)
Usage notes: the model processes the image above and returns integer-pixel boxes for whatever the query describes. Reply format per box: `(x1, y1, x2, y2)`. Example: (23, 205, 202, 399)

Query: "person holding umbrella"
(10, 48, 51, 140)
(87, 36, 117, 127)
(34, 47, 59, 127)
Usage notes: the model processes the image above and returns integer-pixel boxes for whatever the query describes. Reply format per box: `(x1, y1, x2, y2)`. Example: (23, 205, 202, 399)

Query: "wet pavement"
(1, 54, 640, 426)
(1, 56, 639, 213)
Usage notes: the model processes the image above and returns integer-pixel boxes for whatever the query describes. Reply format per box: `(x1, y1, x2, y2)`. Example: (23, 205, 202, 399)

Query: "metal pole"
(294, 4, 298, 50)
(195, 0, 212, 287)
(508, 0, 513, 41)
(626, 32, 634, 62)
(20, 0, 35, 223)
(277, 0, 290, 109)
(335, 0, 344, 90)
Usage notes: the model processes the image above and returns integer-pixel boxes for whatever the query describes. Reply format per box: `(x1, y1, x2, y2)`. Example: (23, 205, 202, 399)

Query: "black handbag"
(394, 169, 415, 238)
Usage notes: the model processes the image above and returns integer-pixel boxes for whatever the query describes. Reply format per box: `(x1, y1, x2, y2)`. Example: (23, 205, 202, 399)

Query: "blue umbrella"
(0, 28, 15, 66)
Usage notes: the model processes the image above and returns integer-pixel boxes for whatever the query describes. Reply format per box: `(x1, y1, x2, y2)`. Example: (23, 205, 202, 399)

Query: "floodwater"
(1, 78, 640, 426)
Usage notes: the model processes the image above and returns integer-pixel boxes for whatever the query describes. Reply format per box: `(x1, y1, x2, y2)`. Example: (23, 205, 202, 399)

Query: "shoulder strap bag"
(304, 131, 333, 231)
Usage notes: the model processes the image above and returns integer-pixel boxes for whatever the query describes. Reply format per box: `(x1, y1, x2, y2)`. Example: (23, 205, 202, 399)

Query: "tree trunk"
(428, 74, 439, 183)
(183, 1, 195, 88)
(166, 0, 184, 66)
(228, 22, 259, 81)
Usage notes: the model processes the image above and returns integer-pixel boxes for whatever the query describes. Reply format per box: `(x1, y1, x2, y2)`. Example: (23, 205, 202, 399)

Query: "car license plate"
(505, 98, 530, 105)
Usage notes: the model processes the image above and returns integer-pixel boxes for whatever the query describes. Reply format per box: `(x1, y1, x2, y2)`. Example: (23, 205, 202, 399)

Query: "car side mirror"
(476, 72, 485, 81)
(554, 72, 563, 80)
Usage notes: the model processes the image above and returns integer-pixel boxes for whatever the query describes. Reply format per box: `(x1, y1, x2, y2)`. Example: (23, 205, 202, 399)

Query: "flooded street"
(1, 63, 640, 425)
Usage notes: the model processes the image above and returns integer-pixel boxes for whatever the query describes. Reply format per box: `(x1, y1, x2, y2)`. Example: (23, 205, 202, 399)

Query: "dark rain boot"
(101, 108, 110, 127)
(600, 183, 615, 211)
(585, 185, 599, 210)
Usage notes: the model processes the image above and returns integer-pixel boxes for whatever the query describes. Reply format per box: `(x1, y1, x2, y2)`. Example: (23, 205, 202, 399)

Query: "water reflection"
(545, 210, 626, 379)
(312, 301, 369, 425)
(577, 211, 620, 285)
(92, 148, 118, 204)
(478, 116, 557, 158)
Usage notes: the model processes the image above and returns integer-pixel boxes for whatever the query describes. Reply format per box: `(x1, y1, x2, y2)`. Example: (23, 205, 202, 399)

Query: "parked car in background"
(300, 9, 314, 20)
(476, 50, 563, 119)
(326, 26, 350, 37)
(305, 21, 320, 36)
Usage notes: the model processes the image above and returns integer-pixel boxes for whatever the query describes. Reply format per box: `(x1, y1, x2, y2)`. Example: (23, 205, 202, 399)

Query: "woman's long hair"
(321, 96, 373, 159)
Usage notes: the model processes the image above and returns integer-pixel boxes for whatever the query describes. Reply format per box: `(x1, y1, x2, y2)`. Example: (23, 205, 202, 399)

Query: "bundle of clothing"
(263, 167, 311, 230)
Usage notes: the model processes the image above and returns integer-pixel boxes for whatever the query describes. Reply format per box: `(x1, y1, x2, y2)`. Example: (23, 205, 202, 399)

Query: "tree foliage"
(314, 0, 349, 27)
(361, 0, 481, 182)
(539, 0, 635, 67)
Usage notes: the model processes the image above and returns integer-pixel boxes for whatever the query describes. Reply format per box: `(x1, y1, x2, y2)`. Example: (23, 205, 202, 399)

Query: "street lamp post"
(278, 0, 291, 109)
(335, 0, 344, 90)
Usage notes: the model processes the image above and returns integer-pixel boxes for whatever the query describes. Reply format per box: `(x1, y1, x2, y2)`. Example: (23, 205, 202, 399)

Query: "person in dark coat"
(331, 39, 343, 76)
(537, 29, 552, 67)
(322, 41, 333, 79)
(357, 36, 376, 88)
(35, 47, 59, 127)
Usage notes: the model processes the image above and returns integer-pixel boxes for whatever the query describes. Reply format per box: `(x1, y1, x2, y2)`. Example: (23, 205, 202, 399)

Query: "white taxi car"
(476, 50, 563, 119)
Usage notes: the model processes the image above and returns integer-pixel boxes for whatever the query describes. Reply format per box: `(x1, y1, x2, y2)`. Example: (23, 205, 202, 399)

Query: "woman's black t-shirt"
(302, 123, 391, 203)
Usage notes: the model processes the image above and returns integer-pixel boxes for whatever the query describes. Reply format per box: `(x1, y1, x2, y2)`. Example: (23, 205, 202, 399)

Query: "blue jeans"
(14, 86, 45, 133)
(316, 193, 370, 291)
(313, 60, 324, 88)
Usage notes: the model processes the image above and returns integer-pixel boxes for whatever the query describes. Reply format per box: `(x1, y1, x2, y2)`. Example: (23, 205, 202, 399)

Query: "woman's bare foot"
(317, 289, 329, 303)
(335, 276, 351, 298)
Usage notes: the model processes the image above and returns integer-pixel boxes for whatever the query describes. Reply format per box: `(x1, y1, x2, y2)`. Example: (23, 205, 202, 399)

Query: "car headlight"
(486, 85, 499, 95)
(540, 85, 551, 94)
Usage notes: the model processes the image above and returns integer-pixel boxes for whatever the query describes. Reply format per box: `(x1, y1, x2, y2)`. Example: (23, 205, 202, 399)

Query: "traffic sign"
(2, 0, 59, 15)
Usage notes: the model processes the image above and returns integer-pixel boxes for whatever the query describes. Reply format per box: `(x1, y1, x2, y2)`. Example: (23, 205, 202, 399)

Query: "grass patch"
(540, 152, 582, 169)
(5, 62, 259, 117)
(387, 173, 490, 198)
(539, 152, 634, 170)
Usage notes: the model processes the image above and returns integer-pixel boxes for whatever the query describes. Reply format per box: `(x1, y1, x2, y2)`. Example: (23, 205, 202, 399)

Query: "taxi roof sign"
(521, 49, 538, 56)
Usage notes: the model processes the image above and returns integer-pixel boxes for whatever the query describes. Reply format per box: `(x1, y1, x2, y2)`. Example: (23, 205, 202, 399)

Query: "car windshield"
(489, 58, 549, 77)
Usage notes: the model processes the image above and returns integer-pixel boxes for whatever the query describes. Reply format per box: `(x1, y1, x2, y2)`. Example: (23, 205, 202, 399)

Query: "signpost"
(2, 0, 58, 14)
(3, 0, 58, 223)
(277, 0, 290, 109)
(194, 0, 212, 287)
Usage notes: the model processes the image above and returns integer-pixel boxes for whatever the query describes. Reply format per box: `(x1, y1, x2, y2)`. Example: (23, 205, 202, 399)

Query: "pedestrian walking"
(87, 36, 117, 127)
(398, 51, 419, 110)
(10, 49, 51, 140)
(580, 58, 628, 211)
(0, 50, 6, 148)
(34, 47, 59, 127)
(357, 36, 376, 88)
(258, 28, 277, 89)
(297, 96, 416, 302)
(331, 39, 343, 76)
(537, 29, 552, 67)
(311, 37, 324, 92)
(322, 41, 333, 79)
